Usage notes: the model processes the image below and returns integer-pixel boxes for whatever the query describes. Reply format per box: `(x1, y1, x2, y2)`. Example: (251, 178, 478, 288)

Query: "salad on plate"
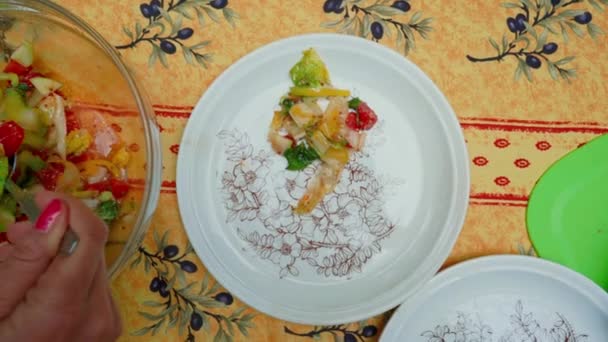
(0, 42, 132, 243)
(268, 48, 379, 214)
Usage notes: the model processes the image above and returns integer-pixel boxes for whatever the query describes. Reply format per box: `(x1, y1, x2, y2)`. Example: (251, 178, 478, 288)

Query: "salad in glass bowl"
(0, 0, 161, 279)
(0, 41, 132, 240)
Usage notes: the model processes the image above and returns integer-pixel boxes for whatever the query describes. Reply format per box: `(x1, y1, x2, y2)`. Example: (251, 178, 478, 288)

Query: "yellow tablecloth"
(56, 1, 608, 341)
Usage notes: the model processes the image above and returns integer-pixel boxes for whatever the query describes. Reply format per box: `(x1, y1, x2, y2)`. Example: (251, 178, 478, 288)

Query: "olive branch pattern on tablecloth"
(321, 0, 433, 55)
(129, 230, 255, 342)
(218, 128, 403, 279)
(284, 321, 379, 342)
(115, 0, 238, 68)
(467, 0, 606, 82)
(421, 300, 588, 342)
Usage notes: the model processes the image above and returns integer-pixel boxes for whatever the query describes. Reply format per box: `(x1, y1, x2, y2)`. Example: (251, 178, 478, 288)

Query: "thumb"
(0, 198, 69, 318)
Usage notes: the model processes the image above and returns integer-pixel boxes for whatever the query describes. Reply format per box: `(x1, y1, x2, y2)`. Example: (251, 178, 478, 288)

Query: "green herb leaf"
(95, 200, 120, 224)
(283, 143, 320, 171)
(281, 98, 294, 114)
(348, 97, 362, 110)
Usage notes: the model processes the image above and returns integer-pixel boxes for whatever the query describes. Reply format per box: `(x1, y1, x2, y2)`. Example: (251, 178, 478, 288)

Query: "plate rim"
(380, 254, 608, 341)
(176, 32, 471, 324)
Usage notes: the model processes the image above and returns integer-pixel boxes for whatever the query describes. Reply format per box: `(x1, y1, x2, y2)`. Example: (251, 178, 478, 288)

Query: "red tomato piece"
(0, 121, 25, 156)
(86, 179, 130, 199)
(36, 162, 65, 191)
(65, 109, 80, 133)
(345, 111, 360, 131)
(4, 60, 31, 76)
(356, 102, 378, 131)
(20, 71, 42, 87)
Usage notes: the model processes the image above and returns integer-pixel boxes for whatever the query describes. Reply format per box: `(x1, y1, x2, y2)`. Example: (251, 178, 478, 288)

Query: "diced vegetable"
(318, 97, 347, 141)
(4, 60, 30, 76)
(289, 48, 330, 88)
(110, 145, 130, 168)
(289, 87, 351, 98)
(66, 129, 92, 156)
(30, 77, 62, 96)
(343, 130, 366, 151)
(288, 102, 322, 127)
(269, 132, 293, 155)
(18, 150, 46, 172)
(320, 147, 349, 165)
(36, 162, 65, 191)
(95, 199, 120, 224)
(86, 179, 130, 199)
(0, 193, 16, 214)
(0, 121, 25, 157)
(0, 157, 8, 192)
(280, 98, 294, 114)
(79, 159, 121, 178)
(98, 191, 114, 202)
(22, 131, 46, 150)
(2, 88, 27, 119)
(10, 42, 34, 67)
(52, 94, 67, 159)
(0, 207, 15, 232)
(55, 160, 81, 192)
(0, 192, 17, 231)
(283, 143, 320, 171)
(345, 102, 378, 131)
(308, 130, 331, 156)
(27, 89, 45, 107)
(283, 117, 306, 140)
(0, 73, 19, 87)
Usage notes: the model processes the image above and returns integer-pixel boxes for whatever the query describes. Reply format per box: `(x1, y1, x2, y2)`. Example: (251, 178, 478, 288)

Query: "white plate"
(177, 33, 470, 324)
(381, 255, 608, 341)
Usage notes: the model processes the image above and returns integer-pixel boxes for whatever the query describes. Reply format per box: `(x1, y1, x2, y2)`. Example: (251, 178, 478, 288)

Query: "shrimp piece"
(294, 147, 349, 214)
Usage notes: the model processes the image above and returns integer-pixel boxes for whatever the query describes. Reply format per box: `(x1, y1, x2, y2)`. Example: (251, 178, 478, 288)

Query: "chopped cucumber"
(10, 41, 34, 67)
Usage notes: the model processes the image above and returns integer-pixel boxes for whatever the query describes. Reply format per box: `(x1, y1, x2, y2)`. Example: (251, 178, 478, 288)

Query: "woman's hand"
(0, 190, 122, 341)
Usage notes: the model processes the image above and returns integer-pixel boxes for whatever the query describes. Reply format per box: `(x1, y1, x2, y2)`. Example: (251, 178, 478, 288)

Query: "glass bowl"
(0, 0, 162, 279)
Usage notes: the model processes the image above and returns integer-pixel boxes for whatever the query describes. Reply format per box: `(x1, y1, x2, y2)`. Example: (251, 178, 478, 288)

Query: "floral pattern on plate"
(421, 300, 588, 342)
(218, 128, 403, 279)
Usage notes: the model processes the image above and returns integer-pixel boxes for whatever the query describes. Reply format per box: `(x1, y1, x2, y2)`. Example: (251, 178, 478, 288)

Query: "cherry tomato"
(0, 121, 25, 156)
(3, 60, 31, 76)
(36, 162, 65, 191)
(345, 111, 359, 131)
(356, 102, 378, 130)
(344, 102, 378, 131)
(86, 179, 130, 199)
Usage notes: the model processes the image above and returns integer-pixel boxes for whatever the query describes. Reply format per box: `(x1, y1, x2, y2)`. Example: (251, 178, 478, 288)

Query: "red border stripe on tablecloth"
(127, 178, 531, 206)
(70, 102, 608, 133)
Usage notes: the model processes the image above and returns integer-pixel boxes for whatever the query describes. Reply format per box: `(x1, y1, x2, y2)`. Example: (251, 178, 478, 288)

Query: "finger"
(0, 199, 68, 319)
(77, 259, 120, 341)
(29, 190, 108, 305)
(0, 244, 11, 263)
(6, 221, 34, 244)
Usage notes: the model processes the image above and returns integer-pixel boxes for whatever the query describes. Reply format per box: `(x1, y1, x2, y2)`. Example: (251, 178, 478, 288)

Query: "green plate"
(527, 134, 608, 291)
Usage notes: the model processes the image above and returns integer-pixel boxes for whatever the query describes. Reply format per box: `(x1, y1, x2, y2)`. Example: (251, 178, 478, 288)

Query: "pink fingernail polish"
(35, 199, 62, 232)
